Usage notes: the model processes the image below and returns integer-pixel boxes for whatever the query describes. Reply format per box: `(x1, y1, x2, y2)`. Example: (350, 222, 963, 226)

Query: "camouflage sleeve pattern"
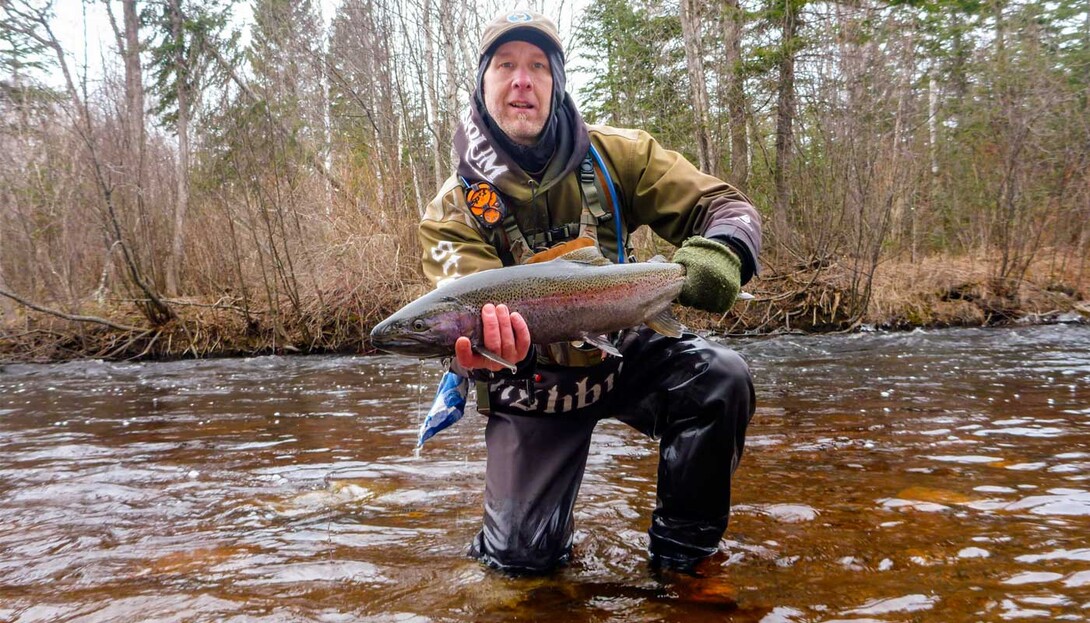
(419, 176, 504, 289)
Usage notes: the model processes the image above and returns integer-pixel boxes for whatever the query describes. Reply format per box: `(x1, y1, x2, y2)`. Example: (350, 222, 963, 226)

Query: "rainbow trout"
(369, 245, 686, 370)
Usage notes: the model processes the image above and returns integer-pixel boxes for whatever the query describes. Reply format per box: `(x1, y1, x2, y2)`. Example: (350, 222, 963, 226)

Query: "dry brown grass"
(2, 232, 1086, 361)
(685, 248, 1090, 336)
(0, 176, 432, 362)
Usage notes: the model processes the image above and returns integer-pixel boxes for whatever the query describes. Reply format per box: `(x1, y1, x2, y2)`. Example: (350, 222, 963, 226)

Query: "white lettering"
(543, 385, 558, 414)
(462, 109, 508, 180)
(431, 240, 461, 282)
(431, 240, 456, 262)
(442, 252, 461, 276)
(508, 388, 535, 411)
(575, 377, 601, 410)
(499, 364, 621, 415)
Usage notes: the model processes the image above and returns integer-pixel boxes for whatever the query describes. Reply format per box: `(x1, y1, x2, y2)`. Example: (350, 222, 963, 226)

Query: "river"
(1, 323, 1088, 622)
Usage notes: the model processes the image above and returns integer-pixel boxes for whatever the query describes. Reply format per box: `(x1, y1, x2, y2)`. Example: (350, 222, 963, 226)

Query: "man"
(418, 10, 760, 575)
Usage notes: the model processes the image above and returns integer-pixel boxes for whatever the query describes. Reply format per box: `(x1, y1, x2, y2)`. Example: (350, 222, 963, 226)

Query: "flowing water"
(1, 323, 1089, 622)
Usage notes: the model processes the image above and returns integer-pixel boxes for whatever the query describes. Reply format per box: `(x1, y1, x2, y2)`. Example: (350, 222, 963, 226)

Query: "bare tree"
(679, 0, 715, 174)
(721, 0, 748, 188)
(3, 0, 173, 325)
(773, 0, 801, 245)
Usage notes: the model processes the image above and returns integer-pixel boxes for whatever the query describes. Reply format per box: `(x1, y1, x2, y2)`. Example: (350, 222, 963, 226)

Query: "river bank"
(1, 252, 1086, 364)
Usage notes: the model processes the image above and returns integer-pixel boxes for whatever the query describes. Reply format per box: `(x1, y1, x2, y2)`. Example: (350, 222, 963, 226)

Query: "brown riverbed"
(1, 323, 1088, 622)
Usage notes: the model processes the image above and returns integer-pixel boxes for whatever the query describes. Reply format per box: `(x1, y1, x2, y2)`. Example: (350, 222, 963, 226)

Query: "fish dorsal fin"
(648, 254, 668, 263)
(558, 245, 612, 266)
(645, 308, 684, 338)
(524, 238, 611, 266)
(527, 238, 594, 264)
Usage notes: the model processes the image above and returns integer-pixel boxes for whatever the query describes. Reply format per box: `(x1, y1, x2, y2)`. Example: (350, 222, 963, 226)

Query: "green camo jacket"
(419, 125, 762, 289)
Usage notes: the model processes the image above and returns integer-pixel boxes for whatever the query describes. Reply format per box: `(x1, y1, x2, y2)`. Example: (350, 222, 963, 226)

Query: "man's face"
(482, 40, 553, 146)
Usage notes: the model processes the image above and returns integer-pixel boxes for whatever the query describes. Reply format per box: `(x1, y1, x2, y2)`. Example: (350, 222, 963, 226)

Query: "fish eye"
(412, 319, 427, 332)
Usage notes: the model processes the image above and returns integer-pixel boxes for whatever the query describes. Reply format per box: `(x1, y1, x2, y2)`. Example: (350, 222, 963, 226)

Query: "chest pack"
(460, 144, 631, 266)
(459, 146, 634, 384)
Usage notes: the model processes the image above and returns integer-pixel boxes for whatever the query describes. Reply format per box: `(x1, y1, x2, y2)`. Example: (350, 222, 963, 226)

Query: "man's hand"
(673, 236, 742, 313)
(455, 303, 532, 372)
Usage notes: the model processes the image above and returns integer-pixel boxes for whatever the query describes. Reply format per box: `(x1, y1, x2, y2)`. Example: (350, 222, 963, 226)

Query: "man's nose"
(512, 68, 534, 90)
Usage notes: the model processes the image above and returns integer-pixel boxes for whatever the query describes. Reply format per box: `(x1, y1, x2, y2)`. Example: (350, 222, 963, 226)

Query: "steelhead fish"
(369, 245, 686, 370)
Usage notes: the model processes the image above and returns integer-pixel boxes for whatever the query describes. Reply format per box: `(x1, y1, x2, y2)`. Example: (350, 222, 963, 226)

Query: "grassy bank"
(1, 250, 1086, 364)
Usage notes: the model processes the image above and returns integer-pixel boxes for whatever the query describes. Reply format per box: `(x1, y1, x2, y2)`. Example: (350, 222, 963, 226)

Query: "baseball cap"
(478, 10, 564, 60)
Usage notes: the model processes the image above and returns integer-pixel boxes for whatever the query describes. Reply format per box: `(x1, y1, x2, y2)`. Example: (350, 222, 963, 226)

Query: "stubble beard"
(499, 112, 543, 146)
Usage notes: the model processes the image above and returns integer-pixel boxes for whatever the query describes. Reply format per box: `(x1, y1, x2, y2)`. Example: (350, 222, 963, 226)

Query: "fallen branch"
(0, 287, 145, 332)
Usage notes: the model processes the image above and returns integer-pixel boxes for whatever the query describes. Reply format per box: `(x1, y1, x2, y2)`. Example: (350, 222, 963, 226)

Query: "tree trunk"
(773, 0, 799, 243)
(422, 0, 441, 184)
(679, 0, 715, 174)
(122, 0, 149, 270)
(0, 207, 12, 320)
(123, 0, 145, 161)
(166, 0, 189, 297)
(722, 0, 749, 188)
(439, 0, 459, 175)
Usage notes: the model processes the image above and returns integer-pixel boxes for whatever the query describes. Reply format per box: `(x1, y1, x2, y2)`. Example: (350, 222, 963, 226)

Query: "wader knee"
(645, 343, 755, 567)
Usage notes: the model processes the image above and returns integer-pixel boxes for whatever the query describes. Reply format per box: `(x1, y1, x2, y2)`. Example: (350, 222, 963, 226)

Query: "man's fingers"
(454, 336, 476, 369)
(455, 304, 530, 373)
(480, 303, 500, 353)
(511, 312, 531, 360)
(494, 304, 516, 362)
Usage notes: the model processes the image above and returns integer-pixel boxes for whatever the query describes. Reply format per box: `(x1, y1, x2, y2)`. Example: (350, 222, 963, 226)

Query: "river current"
(1, 324, 1088, 622)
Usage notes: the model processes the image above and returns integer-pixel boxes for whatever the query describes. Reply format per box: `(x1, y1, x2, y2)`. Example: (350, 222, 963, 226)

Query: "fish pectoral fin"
(473, 345, 519, 372)
(581, 333, 623, 358)
(645, 309, 685, 338)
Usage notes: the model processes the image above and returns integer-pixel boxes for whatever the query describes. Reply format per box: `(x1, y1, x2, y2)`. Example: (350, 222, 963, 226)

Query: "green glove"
(673, 236, 741, 313)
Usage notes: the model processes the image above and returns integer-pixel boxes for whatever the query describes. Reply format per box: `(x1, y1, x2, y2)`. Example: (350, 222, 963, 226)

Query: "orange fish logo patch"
(466, 182, 505, 228)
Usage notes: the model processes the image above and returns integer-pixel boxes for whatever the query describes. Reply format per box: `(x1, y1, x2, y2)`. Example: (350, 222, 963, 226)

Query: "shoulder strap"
(460, 147, 630, 265)
(583, 145, 630, 264)
(579, 153, 610, 224)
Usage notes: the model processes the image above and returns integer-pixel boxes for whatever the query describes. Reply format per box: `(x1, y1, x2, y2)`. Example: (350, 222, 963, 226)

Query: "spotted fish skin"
(369, 247, 685, 359)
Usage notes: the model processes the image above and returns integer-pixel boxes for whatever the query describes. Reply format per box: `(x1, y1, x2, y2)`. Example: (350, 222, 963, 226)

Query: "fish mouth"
(369, 332, 448, 358)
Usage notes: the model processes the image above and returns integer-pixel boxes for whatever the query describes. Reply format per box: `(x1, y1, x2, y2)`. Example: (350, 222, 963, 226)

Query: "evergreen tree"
(575, 0, 693, 151)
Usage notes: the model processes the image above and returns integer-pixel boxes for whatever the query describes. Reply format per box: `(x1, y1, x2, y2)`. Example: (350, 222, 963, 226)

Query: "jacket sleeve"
(598, 128, 762, 284)
(419, 178, 504, 288)
(418, 179, 534, 381)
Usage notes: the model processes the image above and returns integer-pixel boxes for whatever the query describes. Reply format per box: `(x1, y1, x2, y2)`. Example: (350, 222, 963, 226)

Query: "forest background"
(0, 0, 1087, 362)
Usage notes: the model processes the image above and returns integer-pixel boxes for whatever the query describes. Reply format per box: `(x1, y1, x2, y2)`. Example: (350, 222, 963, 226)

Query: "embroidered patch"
(507, 11, 532, 23)
(466, 181, 505, 228)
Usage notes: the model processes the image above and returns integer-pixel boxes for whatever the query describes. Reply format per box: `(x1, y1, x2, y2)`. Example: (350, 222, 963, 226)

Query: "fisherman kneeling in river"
(417, 10, 761, 575)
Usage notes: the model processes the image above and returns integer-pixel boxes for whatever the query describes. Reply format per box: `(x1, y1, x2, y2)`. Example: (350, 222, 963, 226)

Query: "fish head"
(369, 296, 478, 358)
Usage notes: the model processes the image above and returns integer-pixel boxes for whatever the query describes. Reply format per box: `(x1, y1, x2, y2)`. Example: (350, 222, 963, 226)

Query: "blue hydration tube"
(588, 145, 625, 264)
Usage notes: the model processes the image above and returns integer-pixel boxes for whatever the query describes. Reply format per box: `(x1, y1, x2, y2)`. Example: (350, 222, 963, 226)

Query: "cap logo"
(506, 11, 533, 23)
